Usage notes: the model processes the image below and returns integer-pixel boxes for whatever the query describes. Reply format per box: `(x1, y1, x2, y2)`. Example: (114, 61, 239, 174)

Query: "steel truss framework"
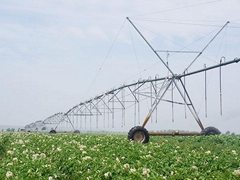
(25, 58, 240, 132)
(24, 18, 239, 133)
(65, 58, 239, 130)
(25, 112, 71, 132)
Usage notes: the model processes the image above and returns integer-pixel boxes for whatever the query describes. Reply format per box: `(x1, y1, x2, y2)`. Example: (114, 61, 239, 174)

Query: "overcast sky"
(0, 0, 240, 133)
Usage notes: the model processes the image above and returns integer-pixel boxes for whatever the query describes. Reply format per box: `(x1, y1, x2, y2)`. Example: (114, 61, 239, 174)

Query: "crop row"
(0, 133, 239, 179)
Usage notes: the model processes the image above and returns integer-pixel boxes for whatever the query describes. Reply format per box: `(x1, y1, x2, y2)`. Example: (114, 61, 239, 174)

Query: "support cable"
(138, 81, 141, 125)
(122, 22, 225, 83)
(129, 22, 142, 77)
(184, 70, 187, 119)
(134, 83, 137, 126)
(96, 103, 99, 129)
(127, 17, 174, 75)
(219, 57, 225, 115)
(171, 81, 174, 122)
(84, 19, 126, 99)
(103, 96, 105, 129)
(85, 110, 87, 129)
(112, 94, 114, 128)
(131, 0, 221, 17)
(197, 24, 228, 115)
(90, 103, 92, 129)
(150, 77, 153, 123)
(80, 116, 82, 129)
(155, 75, 158, 123)
(185, 21, 229, 72)
(108, 95, 110, 128)
(204, 64, 208, 118)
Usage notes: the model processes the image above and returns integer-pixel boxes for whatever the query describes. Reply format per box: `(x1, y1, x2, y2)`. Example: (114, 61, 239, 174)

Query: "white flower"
(104, 172, 111, 178)
(142, 168, 150, 175)
(79, 145, 86, 150)
(49, 176, 53, 180)
(116, 157, 120, 163)
(146, 154, 152, 158)
(130, 168, 136, 173)
(233, 169, 240, 176)
(7, 162, 13, 166)
(82, 156, 91, 160)
(6, 171, 13, 178)
(205, 150, 211, 154)
(32, 154, 39, 160)
(23, 149, 28, 154)
(13, 157, 18, 161)
(232, 150, 237, 155)
(57, 147, 61, 152)
(123, 163, 130, 169)
(7, 150, 14, 155)
(40, 153, 46, 158)
(176, 157, 181, 162)
(44, 164, 51, 168)
(192, 165, 198, 170)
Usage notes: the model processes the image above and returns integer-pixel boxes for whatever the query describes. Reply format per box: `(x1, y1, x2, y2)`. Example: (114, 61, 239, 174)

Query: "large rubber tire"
(74, 130, 80, 133)
(128, 126, 149, 143)
(201, 126, 221, 136)
(49, 129, 57, 134)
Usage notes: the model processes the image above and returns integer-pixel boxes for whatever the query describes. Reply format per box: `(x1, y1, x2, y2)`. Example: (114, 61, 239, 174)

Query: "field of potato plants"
(0, 132, 239, 179)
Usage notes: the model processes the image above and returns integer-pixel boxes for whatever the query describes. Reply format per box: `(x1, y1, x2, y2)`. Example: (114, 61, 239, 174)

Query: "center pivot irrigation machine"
(126, 18, 239, 143)
(25, 17, 239, 143)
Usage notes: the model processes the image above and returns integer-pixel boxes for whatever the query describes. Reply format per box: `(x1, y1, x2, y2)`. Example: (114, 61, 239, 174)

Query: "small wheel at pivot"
(201, 126, 221, 136)
(49, 129, 57, 134)
(128, 126, 149, 143)
(74, 130, 80, 133)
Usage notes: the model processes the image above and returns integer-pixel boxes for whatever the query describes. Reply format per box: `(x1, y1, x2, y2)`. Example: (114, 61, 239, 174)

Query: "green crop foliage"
(0, 132, 239, 179)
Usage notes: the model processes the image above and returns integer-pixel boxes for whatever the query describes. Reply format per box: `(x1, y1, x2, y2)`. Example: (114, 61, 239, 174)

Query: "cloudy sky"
(0, 0, 240, 133)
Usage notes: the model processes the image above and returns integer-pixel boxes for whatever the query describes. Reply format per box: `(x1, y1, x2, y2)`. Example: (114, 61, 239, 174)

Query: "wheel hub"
(133, 131, 145, 142)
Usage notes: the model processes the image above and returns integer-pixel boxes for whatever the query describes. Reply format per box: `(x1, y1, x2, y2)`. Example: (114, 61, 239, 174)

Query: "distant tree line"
(225, 131, 235, 135)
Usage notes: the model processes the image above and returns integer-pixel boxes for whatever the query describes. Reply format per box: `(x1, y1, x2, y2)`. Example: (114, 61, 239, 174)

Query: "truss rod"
(142, 79, 172, 127)
(178, 58, 240, 78)
(177, 78, 204, 130)
(185, 21, 229, 72)
(127, 17, 174, 75)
